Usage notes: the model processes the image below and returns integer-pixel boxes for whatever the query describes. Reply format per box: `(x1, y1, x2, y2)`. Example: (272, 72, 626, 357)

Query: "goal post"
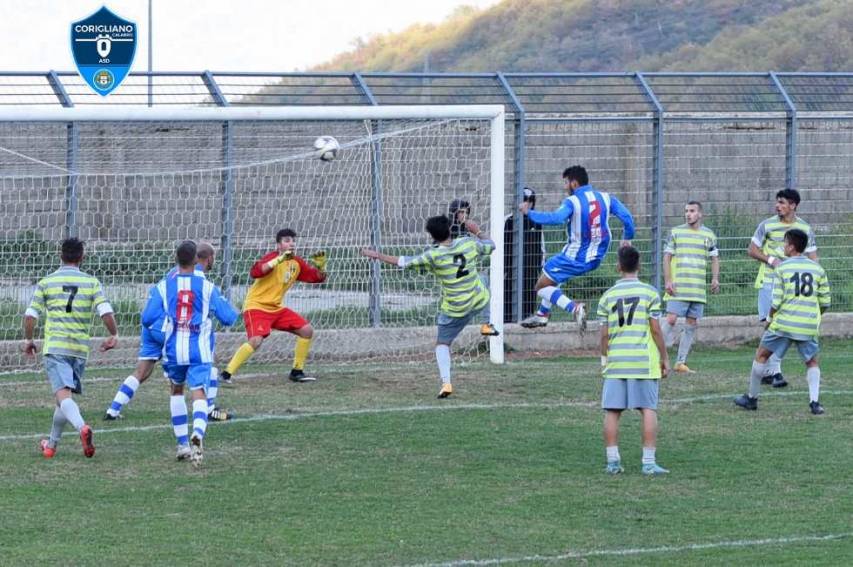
(0, 104, 505, 368)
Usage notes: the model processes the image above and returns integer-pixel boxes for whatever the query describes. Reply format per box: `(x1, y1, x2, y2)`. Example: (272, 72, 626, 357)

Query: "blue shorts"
(758, 283, 773, 321)
(163, 362, 212, 390)
(138, 327, 165, 360)
(760, 331, 819, 363)
(601, 378, 659, 410)
(666, 300, 705, 319)
(44, 354, 86, 394)
(542, 255, 600, 285)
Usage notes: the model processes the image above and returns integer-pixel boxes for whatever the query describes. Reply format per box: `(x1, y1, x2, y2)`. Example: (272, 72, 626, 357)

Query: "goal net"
(0, 106, 505, 373)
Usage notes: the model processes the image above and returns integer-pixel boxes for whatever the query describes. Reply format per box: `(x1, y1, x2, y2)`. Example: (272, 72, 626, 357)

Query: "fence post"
(636, 73, 665, 291)
(220, 121, 235, 299)
(64, 123, 79, 239)
(497, 73, 526, 322)
(770, 72, 798, 189)
(352, 73, 383, 327)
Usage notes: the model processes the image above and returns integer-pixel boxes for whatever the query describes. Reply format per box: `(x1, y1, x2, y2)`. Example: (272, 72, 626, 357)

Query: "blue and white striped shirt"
(528, 185, 635, 264)
(141, 270, 238, 365)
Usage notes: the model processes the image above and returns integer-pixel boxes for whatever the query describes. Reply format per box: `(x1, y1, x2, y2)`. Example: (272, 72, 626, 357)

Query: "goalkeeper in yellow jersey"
(220, 229, 327, 384)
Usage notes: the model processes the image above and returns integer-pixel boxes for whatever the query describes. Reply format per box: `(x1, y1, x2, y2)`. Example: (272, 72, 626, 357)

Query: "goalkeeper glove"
(265, 250, 294, 271)
(310, 250, 327, 272)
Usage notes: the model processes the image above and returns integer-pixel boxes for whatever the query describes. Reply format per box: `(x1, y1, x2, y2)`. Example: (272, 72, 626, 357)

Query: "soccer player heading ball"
(220, 229, 327, 385)
(519, 165, 635, 333)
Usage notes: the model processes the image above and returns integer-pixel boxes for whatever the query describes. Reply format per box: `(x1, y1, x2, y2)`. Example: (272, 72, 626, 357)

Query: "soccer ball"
(313, 136, 340, 161)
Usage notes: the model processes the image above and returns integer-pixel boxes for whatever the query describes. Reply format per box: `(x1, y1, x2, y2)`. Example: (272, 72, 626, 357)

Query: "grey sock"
(750, 360, 767, 398)
(676, 324, 697, 364)
(661, 320, 675, 348)
(49, 405, 67, 447)
(767, 353, 782, 376)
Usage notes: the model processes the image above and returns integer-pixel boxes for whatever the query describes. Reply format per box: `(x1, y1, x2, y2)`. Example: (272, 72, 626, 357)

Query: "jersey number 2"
(452, 254, 470, 278)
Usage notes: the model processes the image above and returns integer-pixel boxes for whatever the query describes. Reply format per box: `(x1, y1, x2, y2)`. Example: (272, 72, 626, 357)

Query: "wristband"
(600, 356, 607, 367)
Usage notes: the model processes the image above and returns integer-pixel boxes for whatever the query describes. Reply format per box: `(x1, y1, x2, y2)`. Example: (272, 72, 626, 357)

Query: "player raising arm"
(362, 215, 498, 399)
(220, 229, 327, 385)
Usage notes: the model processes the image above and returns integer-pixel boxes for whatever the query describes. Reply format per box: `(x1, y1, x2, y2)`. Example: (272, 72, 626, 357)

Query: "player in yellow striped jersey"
(361, 214, 498, 399)
(23, 238, 119, 459)
(747, 189, 817, 388)
(597, 246, 670, 476)
(661, 201, 720, 373)
(736, 229, 830, 415)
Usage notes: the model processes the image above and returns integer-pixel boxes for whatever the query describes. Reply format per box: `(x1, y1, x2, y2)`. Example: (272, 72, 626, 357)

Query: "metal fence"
(2, 71, 852, 321)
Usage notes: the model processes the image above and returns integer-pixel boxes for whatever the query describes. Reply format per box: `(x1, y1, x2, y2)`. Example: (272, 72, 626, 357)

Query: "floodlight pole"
(148, 0, 153, 107)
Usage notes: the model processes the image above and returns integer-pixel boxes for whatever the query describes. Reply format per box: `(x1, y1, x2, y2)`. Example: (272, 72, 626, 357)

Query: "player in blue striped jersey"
(519, 165, 635, 332)
(142, 241, 238, 464)
(103, 242, 232, 422)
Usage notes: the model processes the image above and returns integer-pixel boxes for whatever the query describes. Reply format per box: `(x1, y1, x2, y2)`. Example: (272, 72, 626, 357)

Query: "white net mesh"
(0, 116, 499, 371)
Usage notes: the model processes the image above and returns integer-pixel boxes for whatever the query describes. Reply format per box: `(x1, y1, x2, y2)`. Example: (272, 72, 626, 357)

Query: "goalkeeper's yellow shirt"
(243, 251, 325, 313)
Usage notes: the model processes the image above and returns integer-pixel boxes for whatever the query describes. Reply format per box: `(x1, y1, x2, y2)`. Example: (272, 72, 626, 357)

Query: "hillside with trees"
(313, 0, 852, 72)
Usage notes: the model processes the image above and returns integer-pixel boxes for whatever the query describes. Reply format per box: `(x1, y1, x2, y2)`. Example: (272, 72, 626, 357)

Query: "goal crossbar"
(0, 104, 506, 363)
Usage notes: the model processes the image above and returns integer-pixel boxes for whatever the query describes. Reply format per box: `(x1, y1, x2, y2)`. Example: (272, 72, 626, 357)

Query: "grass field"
(1, 340, 852, 566)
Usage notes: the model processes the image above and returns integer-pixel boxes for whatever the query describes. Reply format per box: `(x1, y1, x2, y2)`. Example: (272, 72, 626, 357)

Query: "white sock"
(538, 286, 574, 312)
(676, 324, 696, 364)
(107, 375, 140, 416)
(606, 446, 620, 463)
(207, 367, 219, 411)
(170, 395, 189, 446)
(750, 360, 767, 398)
(806, 367, 821, 403)
(59, 398, 85, 431)
(192, 399, 209, 440)
(642, 447, 656, 465)
(435, 344, 451, 384)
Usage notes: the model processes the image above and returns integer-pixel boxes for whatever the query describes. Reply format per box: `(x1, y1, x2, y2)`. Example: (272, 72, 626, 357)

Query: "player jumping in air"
(519, 165, 635, 332)
(361, 214, 498, 399)
(220, 229, 327, 385)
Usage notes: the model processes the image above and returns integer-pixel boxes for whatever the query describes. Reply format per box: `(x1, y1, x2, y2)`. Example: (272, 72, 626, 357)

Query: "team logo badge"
(71, 6, 136, 96)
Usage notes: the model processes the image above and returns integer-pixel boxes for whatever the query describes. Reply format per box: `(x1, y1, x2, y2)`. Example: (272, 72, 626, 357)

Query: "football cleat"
(809, 401, 825, 415)
(674, 363, 696, 374)
(605, 460, 624, 475)
(641, 463, 670, 476)
(770, 373, 788, 388)
(734, 394, 758, 411)
(761, 374, 774, 385)
(480, 323, 500, 336)
(176, 443, 192, 461)
(190, 436, 203, 468)
(219, 370, 234, 386)
(288, 369, 317, 383)
(103, 411, 122, 421)
(520, 314, 550, 328)
(39, 439, 56, 459)
(80, 425, 95, 458)
(573, 303, 587, 334)
(208, 407, 233, 422)
(437, 383, 453, 399)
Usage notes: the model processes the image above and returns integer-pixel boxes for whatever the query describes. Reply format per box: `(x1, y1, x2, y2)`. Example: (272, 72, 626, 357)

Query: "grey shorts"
(758, 283, 773, 321)
(436, 310, 477, 344)
(666, 300, 705, 319)
(602, 378, 659, 410)
(44, 354, 86, 394)
(760, 331, 819, 363)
